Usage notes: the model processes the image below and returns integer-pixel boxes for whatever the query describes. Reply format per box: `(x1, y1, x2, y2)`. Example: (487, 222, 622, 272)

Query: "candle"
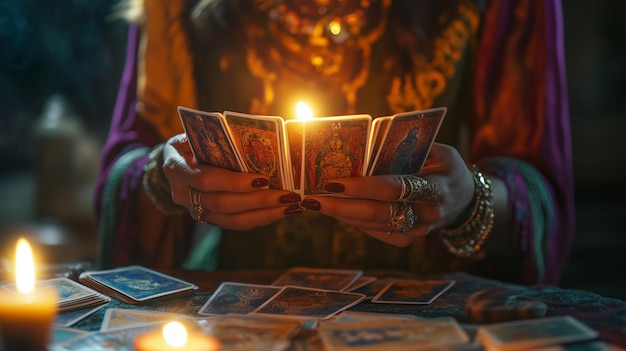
(134, 321, 221, 351)
(0, 238, 58, 351)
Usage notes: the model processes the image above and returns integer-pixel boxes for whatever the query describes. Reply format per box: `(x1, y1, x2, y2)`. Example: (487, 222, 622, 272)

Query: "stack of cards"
(476, 316, 599, 350)
(179, 106, 446, 195)
(78, 265, 198, 304)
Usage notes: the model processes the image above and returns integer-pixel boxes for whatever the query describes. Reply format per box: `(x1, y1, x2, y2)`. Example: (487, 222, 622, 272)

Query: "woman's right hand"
(162, 133, 302, 230)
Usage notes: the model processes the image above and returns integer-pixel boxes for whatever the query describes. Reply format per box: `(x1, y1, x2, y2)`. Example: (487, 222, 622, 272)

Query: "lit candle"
(295, 101, 314, 120)
(134, 321, 221, 351)
(0, 238, 58, 351)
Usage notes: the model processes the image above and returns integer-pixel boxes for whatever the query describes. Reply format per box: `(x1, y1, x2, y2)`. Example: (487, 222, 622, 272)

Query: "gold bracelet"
(142, 143, 185, 215)
(440, 164, 494, 257)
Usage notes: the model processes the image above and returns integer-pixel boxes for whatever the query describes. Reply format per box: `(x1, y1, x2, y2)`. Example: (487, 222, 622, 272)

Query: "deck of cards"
(78, 265, 198, 304)
(179, 106, 446, 195)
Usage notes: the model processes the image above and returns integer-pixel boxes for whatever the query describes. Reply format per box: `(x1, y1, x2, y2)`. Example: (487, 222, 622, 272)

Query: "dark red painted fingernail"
(252, 178, 269, 188)
(280, 193, 301, 203)
(324, 182, 345, 193)
(284, 203, 304, 215)
(300, 199, 321, 211)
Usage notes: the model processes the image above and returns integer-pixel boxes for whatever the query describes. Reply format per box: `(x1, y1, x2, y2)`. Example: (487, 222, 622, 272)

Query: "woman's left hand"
(300, 143, 475, 247)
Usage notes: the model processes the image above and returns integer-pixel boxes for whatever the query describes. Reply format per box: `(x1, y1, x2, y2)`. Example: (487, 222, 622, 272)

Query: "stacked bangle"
(142, 143, 185, 215)
(440, 164, 494, 257)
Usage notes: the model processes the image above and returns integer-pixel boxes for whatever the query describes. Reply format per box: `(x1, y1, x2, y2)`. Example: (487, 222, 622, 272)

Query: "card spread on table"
(476, 315, 599, 351)
(101, 308, 189, 331)
(198, 282, 282, 316)
(78, 265, 198, 304)
(178, 106, 446, 195)
(271, 267, 363, 291)
(318, 316, 469, 350)
(371, 279, 455, 304)
(54, 304, 107, 327)
(253, 286, 366, 320)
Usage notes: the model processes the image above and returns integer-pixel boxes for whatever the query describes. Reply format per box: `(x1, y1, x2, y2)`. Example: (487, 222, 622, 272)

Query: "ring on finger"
(189, 187, 205, 224)
(397, 175, 440, 202)
(387, 201, 416, 234)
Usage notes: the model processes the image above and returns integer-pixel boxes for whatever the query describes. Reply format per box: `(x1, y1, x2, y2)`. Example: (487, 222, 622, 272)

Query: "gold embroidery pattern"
(387, 3, 480, 113)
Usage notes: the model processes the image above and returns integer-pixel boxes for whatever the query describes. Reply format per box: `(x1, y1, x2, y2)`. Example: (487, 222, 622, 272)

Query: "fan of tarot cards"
(178, 106, 447, 196)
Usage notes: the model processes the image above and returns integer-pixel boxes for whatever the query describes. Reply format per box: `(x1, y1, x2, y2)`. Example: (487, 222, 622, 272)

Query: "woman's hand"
(300, 143, 475, 247)
(161, 133, 302, 230)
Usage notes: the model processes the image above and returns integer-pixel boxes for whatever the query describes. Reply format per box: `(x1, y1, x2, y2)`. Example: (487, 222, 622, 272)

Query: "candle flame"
(15, 238, 35, 294)
(296, 102, 313, 120)
(329, 21, 342, 35)
(163, 321, 187, 348)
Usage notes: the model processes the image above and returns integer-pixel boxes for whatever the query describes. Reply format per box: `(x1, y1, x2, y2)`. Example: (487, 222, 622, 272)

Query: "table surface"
(50, 268, 626, 350)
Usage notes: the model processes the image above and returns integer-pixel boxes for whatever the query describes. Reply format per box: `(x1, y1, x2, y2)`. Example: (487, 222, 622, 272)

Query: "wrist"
(142, 143, 185, 215)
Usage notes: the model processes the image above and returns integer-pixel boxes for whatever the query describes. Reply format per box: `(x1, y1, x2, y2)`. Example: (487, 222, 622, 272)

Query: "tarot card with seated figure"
(301, 115, 371, 196)
(178, 106, 245, 172)
(369, 107, 446, 176)
(272, 267, 363, 291)
(198, 282, 282, 316)
(371, 279, 455, 304)
(78, 265, 198, 304)
(253, 286, 366, 320)
(224, 111, 290, 190)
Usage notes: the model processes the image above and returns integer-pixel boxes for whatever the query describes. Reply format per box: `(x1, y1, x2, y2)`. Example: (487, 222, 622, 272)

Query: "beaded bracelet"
(440, 164, 494, 257)
(142, 143, 185, 215)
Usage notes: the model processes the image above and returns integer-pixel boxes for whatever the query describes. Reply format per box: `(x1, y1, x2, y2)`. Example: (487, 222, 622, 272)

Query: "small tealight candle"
(0, 238, 58, 351)
(134, 321, 221, 351)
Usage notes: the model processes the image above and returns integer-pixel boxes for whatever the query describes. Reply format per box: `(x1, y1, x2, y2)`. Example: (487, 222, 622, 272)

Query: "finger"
(308, 196, 441, 225)
(200, 190, 301, 214)
(201, 205, 302, 231)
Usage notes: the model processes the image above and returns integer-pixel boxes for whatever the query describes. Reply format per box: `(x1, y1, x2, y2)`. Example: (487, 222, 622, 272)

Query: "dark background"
(0, 1, 625, 298)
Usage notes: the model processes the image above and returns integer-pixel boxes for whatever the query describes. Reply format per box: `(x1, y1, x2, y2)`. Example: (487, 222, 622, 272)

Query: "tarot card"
(369, 107, 446, 176)
(224, 111, 288, 189)
(285, 119, 305, 191)
(318, 316, 469, 350)
(272, 267, 363, 291)
(178, 106, 245, 171)
(51, 327, 89, 346)
(371, 279, 455, 304)
(78, 265, 198, 304)
(100, 308, 188, 331)
(206, 315, 301, 351)
(54, 304, 107, 327)
(367, 115, 392, 171)
(253, 286, 366, 320)
(301, 115, 371, 195)
(198, 282, 282, 316)
(58, 323, 163, 350)
(476, 316, 599, 351)
(323, 310, 421, 324)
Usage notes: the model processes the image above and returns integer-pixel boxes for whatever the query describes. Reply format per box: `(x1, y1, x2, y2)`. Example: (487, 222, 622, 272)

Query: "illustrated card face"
(224, 111, 287, 189)
(198, 282, 282, 316)
(371, 279, 455, 304)
(82, 265, 197, 302)
(54, 304, 106, 327)
(284, 120, 304, 191)
(476, 316, 599, 350)
(367, 115, 392, 172)
(318, 317, 469, 350)
(178, 106, 244, 172)
(101, 308, 186, 331)
(272, 267, 363, 291)
(302, 115, 371, 195)
(253, 286, 366, 319)
(369, 107, 446, 176)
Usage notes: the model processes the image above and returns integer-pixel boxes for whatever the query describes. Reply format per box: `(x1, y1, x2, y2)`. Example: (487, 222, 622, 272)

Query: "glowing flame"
(329, 21, 342, 35)
(15, 239, 35, 294)
(163, 321, 187, 348)
(296, 102, 313, 120)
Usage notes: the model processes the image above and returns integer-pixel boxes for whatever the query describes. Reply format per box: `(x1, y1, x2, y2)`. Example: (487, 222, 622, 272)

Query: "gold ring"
(397, 175, 440, 202)
(387, 201, 415, 233)
(189, 187, 204, 223)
